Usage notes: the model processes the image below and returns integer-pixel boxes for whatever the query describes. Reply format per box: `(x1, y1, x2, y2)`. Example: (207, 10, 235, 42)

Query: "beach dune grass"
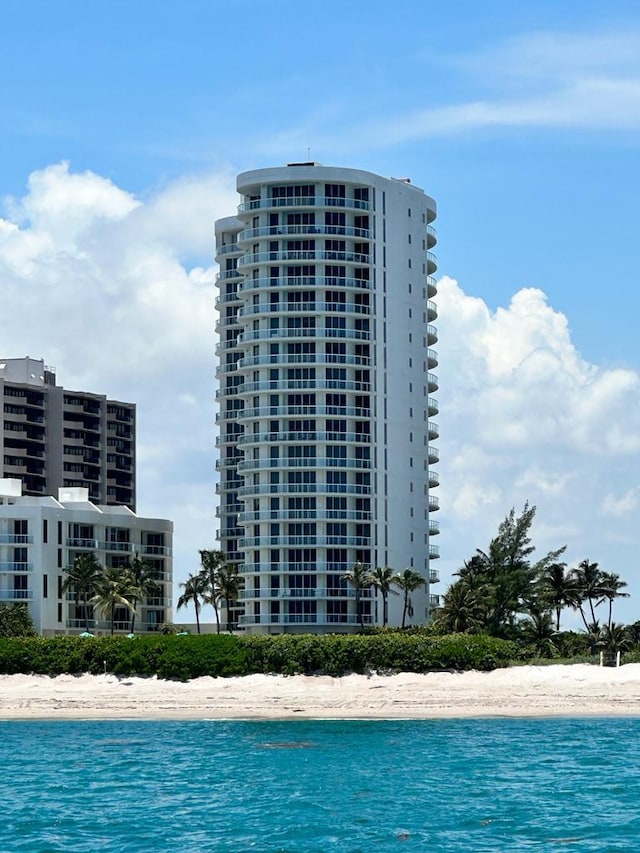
(0, 633, 518, 681)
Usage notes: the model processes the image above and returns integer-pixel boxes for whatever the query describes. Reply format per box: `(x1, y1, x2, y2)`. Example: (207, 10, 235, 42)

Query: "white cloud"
(0, 162, 238, 607)
(435, 275, 640, 622)
(308, 30, 640, 152)
(603, 489, 639, 517)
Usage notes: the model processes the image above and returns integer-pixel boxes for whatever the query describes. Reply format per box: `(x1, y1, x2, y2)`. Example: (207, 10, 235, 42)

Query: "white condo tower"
(215, 164, 439, 633)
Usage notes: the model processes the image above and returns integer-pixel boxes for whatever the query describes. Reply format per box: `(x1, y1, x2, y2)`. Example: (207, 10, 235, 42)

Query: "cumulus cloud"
(0, 162, 238, 600)
(435, 275, 640, 621)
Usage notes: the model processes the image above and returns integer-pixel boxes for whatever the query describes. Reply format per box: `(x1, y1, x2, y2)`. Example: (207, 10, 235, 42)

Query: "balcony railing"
(238, 250, 371, 267)
(237, 483, 372, 497)
(238, 301, 371, 318)
(237, 196, 371, 212)
(237, 431, 371, 446)
(238, 613, 374, 626)
(238, 275, 371, 292)
(140, 544, 172, 556)
(237, 224, 371, 241)
(238, 328, 371, 344)
(0, 589, 33, 601)
(0, 562, 33, 572)
(239, 535, 371, 548)
(0, 534, 33, 544)
(66, 538, 98, 549)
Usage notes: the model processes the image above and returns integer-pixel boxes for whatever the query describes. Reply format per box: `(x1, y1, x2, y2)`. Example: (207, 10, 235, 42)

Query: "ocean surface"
(1, 717, 638, 852)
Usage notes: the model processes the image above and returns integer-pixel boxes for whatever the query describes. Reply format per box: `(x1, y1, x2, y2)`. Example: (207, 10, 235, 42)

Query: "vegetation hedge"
(0, 632, 517, 680)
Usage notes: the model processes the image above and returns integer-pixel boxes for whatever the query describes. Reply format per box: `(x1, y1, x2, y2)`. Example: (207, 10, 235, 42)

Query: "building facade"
(215, 164, 439, 633)
(0, 479, 172, 635)
(0, 357, 135, 509)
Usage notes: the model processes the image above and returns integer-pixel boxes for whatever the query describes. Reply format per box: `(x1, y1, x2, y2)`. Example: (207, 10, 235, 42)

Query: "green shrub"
(0, 632, 518, 680)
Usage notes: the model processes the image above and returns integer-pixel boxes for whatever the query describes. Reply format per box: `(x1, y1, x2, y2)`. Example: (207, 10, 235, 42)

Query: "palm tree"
(62, 553, 103, 631)
(177, 572, 208, 634)
(91, 567, 140, 635)
(342, 561, 374, 629)
(598, 572, 630, 629)
(215, 563, 244, 633)
(539, 561, 574, 631)
(126, 554, 160, 633)
(392, 569, 426, 629)
(370, 566, 397, 627)
(198, 549, 226, 634)
(571, 560, 607, 631)
(518, 604, 557, 658)
(599, 621, 632, 656)
(433, 580, 485, 634)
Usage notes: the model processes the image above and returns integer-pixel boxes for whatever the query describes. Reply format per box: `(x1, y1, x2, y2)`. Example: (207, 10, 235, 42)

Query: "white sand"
(1, 665, 640, 720)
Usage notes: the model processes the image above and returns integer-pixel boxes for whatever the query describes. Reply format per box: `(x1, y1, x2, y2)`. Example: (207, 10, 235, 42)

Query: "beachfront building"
(0, 357, 136, 509)
(0, 479, 172, 635)
(215, 163, 440, 633)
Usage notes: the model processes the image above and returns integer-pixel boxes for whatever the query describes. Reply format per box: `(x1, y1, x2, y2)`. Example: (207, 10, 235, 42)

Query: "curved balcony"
(237, 224, 371, 242)
(238, 561, 353, 574)
(426, 251, 437, 274)
(238, 509, 371, 523)
(240, 276, 371, 293)
(426, 300, 437, 322)
(237, 301, 371, 319)
(427, 397, 439, 417)
(428, 421, 439, 440)
(238, 327, 371, 344)
(237, 430, 371, 447)
(429, 519, 440, 536)
(239, 535, 371, 549)
(428, 445, 439, 464)
(238, 482, 372, 497)
(427, 324, 438, 346)
(238, 404, 371, 421)
(429, 544, 440, 559)
(237, 457, 371, 473)
(215, 291, 241, 307)
(427, 372, 438, 392)
(238, 614, 375, 627)
(429, 495, 440, 512)
(238, 196, 371, 213)
(427, 348, 438, 369)
(238, 250, 371, 268)
(235, 379, 371, 397)
(214, 316, 241, 335)
(215, 269, 243, 282)
(216, 242, 242, 257)
(429, 594, 441, 607)
(238, 353, 370, 369)
(428, 471, 440, 489)
(425, 224, 437, 249)
(428, 568, 440, 584)
(427, 276, 437, 298)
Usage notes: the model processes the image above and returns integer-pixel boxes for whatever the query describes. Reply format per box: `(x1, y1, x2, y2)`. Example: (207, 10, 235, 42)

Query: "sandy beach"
(1, 664, 640, 720)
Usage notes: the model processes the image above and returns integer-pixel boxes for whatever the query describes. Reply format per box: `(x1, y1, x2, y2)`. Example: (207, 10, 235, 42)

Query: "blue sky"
(2, 0, 640, 625)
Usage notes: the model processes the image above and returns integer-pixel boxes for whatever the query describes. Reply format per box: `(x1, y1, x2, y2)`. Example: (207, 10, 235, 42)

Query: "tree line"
(178, 552, 430, 632)
(433, 503, 631, 656)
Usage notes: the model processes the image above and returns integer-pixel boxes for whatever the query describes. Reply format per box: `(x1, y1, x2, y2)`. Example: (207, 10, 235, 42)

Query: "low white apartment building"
(0, 479, 172, 635)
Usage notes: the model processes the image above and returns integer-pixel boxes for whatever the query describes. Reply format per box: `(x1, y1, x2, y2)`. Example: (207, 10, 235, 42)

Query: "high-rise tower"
(0, 358, 136, 509)
(215, 164, 439, 633)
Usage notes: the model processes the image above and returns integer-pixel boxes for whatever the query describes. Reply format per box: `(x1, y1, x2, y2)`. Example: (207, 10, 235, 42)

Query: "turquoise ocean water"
(1, 717, 639, 852)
